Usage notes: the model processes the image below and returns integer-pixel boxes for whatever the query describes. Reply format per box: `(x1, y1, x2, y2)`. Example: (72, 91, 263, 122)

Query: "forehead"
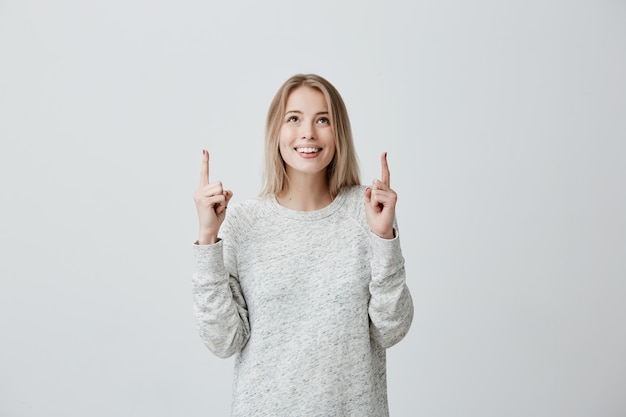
(285, 86, 328, 111)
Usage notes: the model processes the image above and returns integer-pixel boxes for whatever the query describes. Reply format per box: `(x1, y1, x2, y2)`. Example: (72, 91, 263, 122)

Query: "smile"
(295, 147, 322, 154)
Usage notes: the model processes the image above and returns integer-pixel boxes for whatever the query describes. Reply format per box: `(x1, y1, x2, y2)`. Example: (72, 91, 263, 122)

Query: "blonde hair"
(260, 74, 360, 198)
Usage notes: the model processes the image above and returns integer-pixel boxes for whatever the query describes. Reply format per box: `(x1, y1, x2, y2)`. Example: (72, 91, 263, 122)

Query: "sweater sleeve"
(368, 229, 414, 349)
(192, 241, 250, 358)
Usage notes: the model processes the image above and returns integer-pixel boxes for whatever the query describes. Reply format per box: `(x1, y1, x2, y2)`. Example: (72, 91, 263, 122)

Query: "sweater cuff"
(369, 229, 404, 278)
(192, 240, 227, 278)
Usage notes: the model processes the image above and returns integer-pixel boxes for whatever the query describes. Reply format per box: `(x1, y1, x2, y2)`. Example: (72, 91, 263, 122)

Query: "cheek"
(278, 138, 291, 161)
(279, 127, 291, 145)
(278, 137, 288, 153)
(325, 129, 336, 146)
(326, 134, 337, 153)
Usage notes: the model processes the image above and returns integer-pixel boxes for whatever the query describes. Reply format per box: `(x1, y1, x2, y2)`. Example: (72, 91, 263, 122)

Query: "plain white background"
(1, 0, 625, 416)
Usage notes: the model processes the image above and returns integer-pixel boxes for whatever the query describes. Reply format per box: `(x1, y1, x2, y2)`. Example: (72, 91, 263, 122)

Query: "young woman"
(192, 74, 413, 416)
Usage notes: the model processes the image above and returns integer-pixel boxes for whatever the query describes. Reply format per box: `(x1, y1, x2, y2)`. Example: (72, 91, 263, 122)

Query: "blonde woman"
(193, 74, 413, 416)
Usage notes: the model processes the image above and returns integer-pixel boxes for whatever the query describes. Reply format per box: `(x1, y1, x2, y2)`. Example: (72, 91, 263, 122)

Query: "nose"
(300, 121, 315, 140)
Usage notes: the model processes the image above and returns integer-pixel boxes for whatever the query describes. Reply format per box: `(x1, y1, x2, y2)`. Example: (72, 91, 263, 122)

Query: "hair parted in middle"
(260, 73, 361, 198)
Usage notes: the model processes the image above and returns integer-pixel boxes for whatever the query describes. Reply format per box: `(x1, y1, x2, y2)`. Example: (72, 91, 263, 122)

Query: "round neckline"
(269, 189, 347, 220)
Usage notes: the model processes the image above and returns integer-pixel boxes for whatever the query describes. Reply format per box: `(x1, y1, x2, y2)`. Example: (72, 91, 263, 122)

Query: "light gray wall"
(1, 0, 624, 416)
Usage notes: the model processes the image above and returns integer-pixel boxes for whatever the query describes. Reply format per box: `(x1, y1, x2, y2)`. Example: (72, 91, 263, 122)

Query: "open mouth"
(295, 147, 322, 154)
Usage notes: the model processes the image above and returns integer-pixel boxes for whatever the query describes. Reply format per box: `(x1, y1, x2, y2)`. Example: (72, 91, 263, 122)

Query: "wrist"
(373, 229, 395, 240)
(197, 234, 219, 245)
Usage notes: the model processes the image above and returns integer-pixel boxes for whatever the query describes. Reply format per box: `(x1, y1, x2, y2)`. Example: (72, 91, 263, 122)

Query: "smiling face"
(279, 86, 336, 182)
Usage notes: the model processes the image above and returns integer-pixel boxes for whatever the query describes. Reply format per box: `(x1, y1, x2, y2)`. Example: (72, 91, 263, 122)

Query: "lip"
(294, 146, 322, 159)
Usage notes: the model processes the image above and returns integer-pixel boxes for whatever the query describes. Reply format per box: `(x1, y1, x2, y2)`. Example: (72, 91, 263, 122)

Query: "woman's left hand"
(364, 152, 397, 239)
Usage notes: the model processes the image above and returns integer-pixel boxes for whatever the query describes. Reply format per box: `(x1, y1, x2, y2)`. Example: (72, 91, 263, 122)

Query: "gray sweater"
(192, 185, 413, 416)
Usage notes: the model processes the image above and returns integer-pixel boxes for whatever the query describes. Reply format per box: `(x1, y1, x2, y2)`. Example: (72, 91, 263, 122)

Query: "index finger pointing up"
(381, 151, 390, 186)
(200, 150, 209, 187)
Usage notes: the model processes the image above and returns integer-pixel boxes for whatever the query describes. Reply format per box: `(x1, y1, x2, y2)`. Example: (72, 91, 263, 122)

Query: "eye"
(286, 115, 299, 123)
(317, 117, 330, 125)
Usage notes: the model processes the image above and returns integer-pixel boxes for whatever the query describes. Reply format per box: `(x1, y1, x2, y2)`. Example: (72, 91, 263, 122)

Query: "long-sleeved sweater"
(192, 185, 413, 417)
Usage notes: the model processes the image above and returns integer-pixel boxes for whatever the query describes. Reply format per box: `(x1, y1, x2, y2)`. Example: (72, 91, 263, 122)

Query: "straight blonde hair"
(260, 74, 360, 198)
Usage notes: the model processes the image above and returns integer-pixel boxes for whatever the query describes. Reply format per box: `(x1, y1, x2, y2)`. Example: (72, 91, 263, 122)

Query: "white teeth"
(296, 147, 321, 153)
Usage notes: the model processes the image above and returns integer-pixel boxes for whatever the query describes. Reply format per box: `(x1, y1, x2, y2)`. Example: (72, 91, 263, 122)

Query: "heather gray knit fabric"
(192, 185, 413, 417)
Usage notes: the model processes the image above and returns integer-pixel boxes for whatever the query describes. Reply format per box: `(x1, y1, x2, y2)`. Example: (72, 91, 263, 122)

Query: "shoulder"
(340, 184, 368, 201)
(338, 185, 367, 208)
(336, 185, 368, 223)
(221, 196, 273, 240)
(226, 196, 273, 225)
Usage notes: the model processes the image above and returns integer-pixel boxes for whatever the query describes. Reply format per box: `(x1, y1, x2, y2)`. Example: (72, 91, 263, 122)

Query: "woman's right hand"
(193, 150, 233, 245)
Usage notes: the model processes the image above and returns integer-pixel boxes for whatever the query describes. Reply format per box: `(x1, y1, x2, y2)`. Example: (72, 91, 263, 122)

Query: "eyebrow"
(284, 110, 329, 116)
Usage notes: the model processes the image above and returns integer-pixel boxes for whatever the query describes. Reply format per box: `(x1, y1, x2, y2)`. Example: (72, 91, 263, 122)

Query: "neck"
(276, 173, 333, 211)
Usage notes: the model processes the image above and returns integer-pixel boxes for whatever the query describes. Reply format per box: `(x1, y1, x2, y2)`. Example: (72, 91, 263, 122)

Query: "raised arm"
(192, 150, 249, 358)
(365, 152, 413, 348)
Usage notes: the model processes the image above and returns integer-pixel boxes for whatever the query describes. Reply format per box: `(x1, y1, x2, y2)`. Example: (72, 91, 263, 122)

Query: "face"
(279, 86, 336, 181)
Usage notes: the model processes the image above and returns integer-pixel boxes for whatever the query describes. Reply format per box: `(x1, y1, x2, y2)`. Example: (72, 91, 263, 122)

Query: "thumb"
(364, 187, 372, 204)
(224, 190, 234, 206)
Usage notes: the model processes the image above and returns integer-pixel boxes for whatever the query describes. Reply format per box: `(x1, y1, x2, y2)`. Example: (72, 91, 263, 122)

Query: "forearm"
(192, 242, 250, 358)
(367, 231, 414, 348)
